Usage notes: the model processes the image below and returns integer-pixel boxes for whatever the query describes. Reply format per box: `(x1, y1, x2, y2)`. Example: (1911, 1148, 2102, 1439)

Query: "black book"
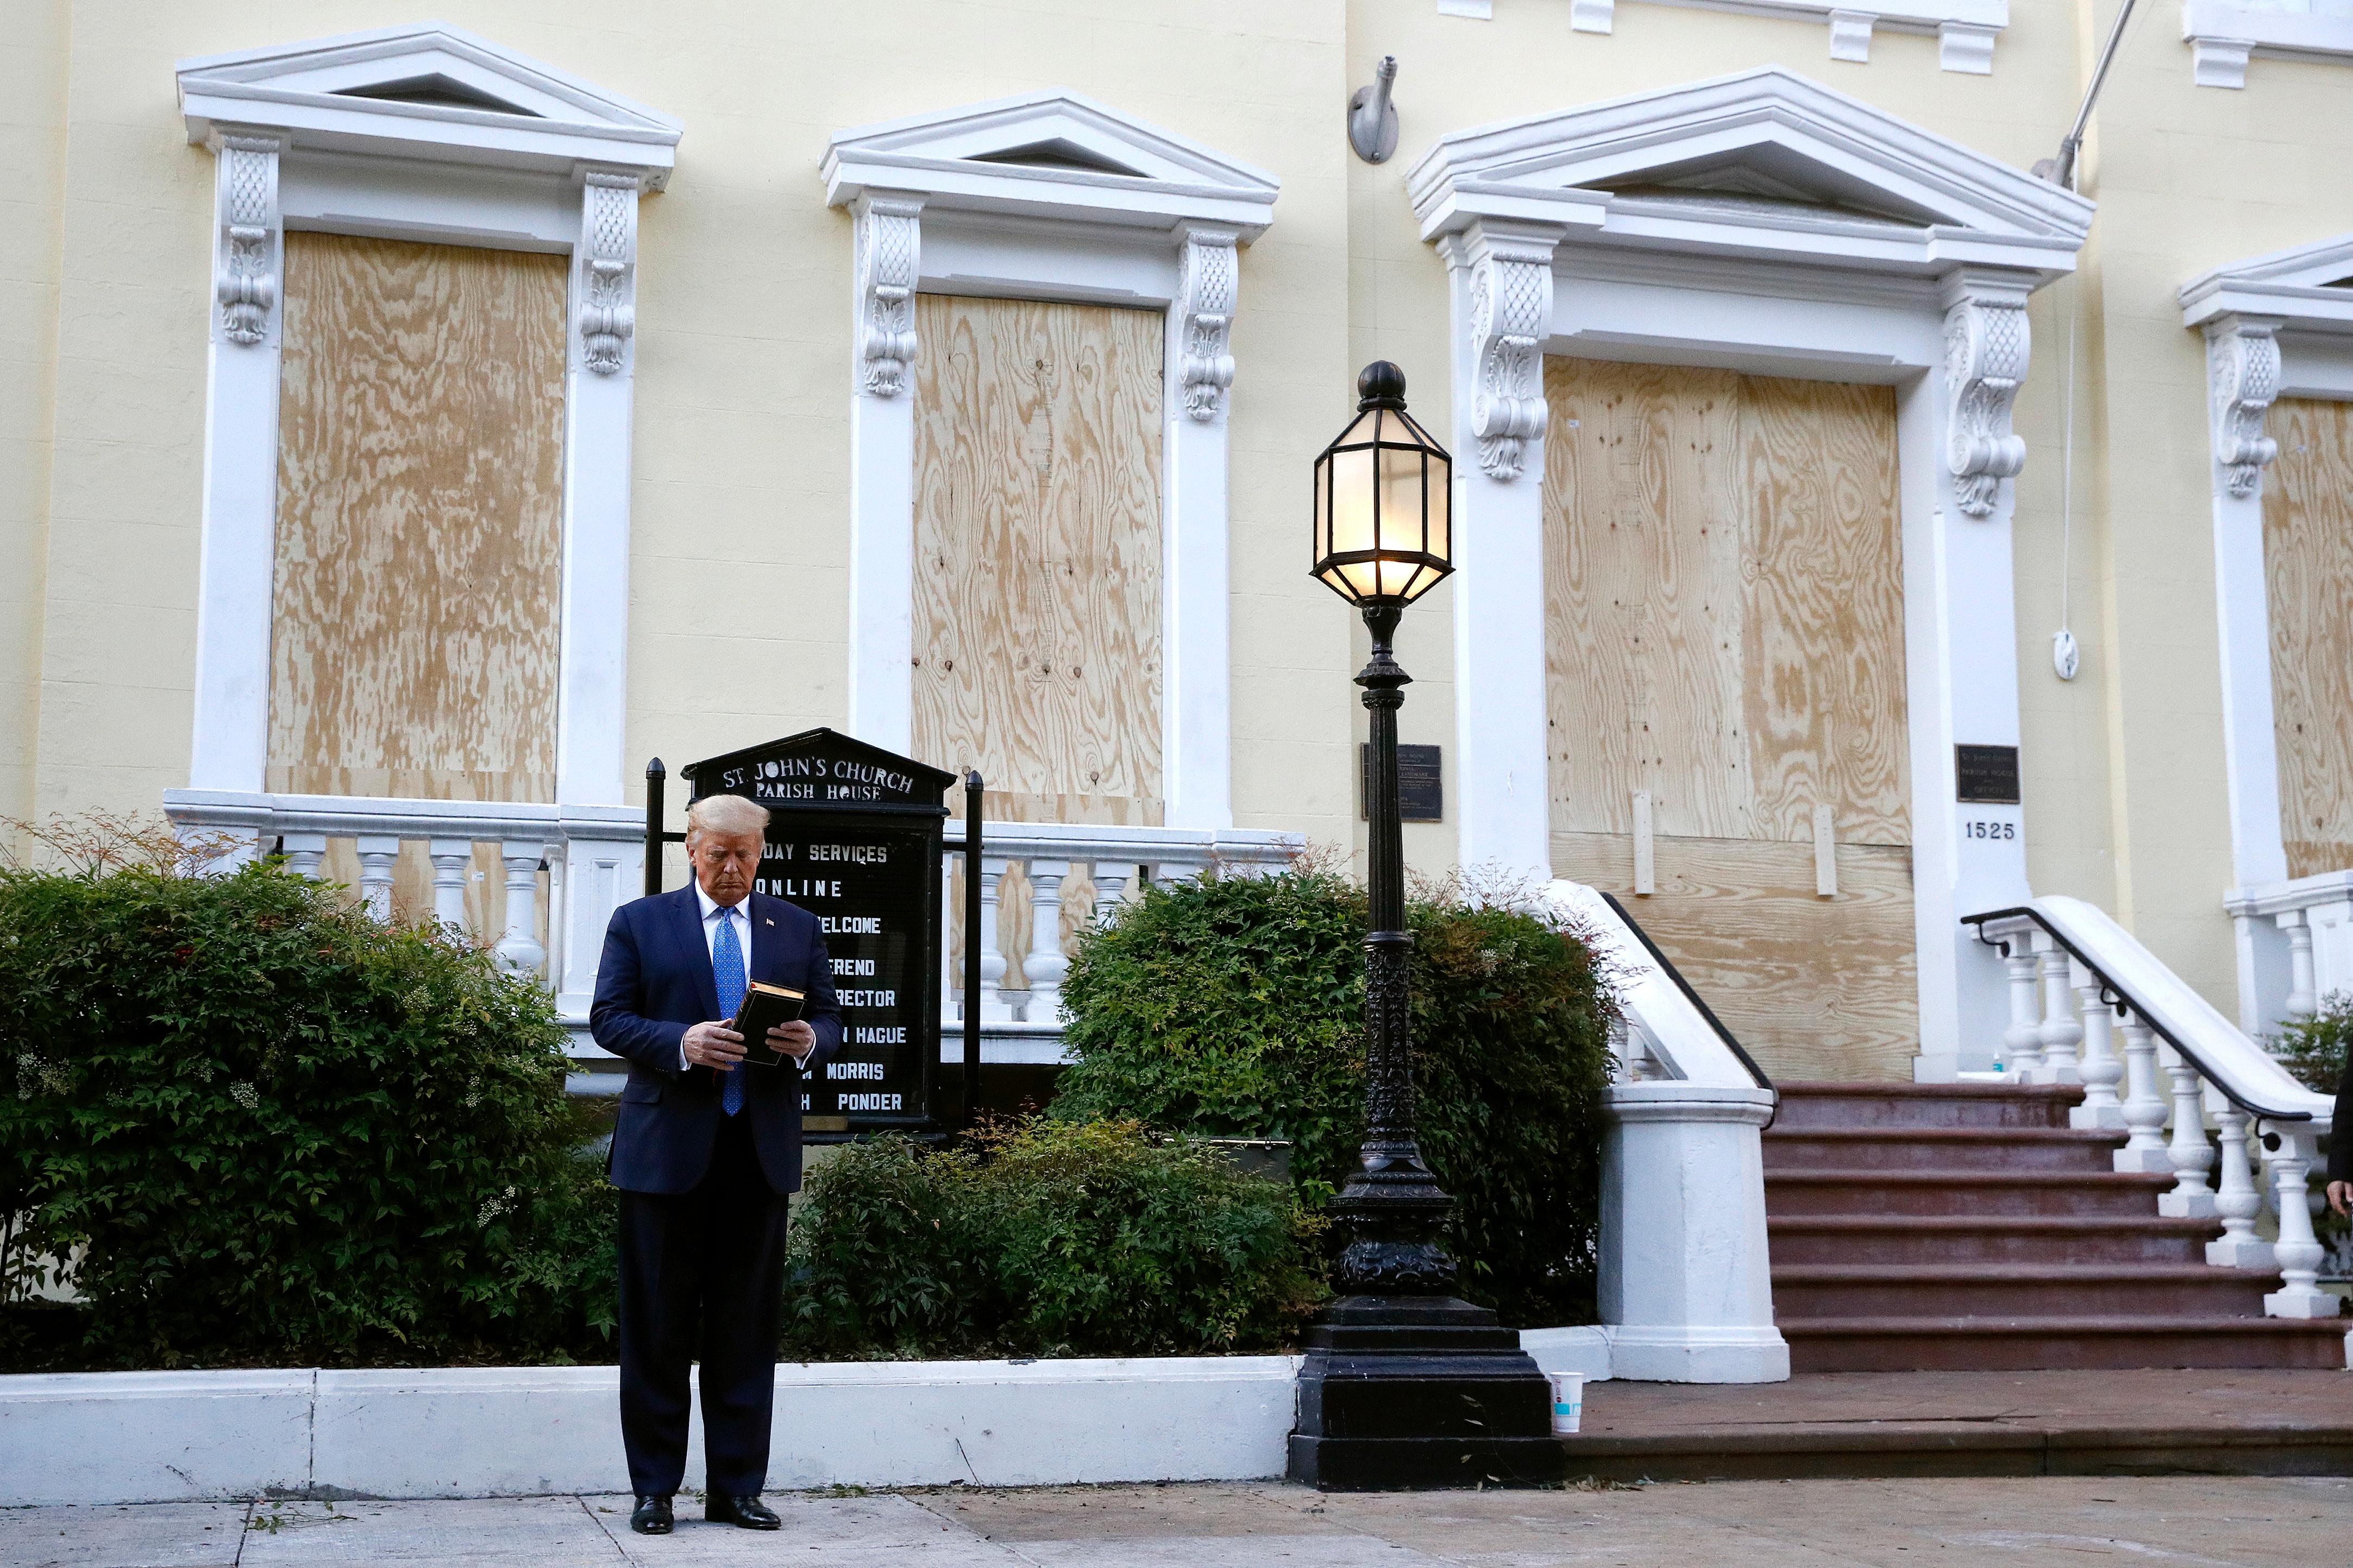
(730, 981, 808, 1067)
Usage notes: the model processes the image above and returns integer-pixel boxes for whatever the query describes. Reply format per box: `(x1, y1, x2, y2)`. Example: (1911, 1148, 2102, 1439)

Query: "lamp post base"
(1286, 1295, 1564, 1490)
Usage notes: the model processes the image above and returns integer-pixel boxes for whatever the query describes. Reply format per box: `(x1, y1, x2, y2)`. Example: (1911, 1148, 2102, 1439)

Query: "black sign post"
(672, 728, 956, 1137)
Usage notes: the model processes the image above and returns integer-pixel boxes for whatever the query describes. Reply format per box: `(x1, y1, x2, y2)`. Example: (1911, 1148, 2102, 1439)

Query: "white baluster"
(1026, 859, 1070, 1024)
(281, 833, 329, 881)
(2156, 1060, 2219, 1218)
(354, 835, 400, 923)
(2035, 935, 2082, 1085)
(2259, 1126, 2335, 1318)
(428, 839, 472, 935)
(2001, 938, 2044, 1080)
(494, 841, 547, 977)
(1150, 859, 1206, 887)
(978, 857, 1011, 1022)
(2069, 960, 2125, 1129)
(943, 855, 961, 1022)
(2113, 1008, 2173, 1173)
(2205, 1108, 2273, 1268)
(2280, 912, 2318, 1022)
(1093, 860, 1132, 927)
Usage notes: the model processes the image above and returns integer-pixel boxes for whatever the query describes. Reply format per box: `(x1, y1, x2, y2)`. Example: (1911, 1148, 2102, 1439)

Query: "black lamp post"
(1288, 362, 1561, 1491)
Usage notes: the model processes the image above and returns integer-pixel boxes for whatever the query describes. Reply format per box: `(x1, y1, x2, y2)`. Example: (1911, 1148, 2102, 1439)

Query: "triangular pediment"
(178, 24, 681, 181)
(823, 90, 1278, 237)
(683, 728, 957, 816)
(2181, 231, 2353, 332)
(1407, 67, 2090, 279)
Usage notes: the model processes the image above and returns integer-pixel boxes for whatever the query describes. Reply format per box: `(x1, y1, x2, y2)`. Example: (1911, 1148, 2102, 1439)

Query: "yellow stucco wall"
(14, 0, 2352, 1024)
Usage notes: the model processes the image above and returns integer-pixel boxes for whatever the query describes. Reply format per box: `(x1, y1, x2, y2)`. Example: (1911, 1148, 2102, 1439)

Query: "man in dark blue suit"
(591, 792, 841, 1536)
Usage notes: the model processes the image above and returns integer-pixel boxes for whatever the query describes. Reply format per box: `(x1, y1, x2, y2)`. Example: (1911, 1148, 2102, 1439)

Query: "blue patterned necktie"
(712, 908, 746, 1117)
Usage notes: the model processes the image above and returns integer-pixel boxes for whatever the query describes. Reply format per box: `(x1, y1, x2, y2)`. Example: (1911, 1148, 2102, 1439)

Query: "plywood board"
(2264, 397, 2353, 879)
(911, 294, 1164, 826)
(1552, 828, 1918, 1082)
(268, 232, 566, 804)
(1739, 375, 1908, 846)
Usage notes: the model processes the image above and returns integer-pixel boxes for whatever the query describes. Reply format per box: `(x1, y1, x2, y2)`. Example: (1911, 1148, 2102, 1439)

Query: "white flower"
(229, 1081, 259, 1111)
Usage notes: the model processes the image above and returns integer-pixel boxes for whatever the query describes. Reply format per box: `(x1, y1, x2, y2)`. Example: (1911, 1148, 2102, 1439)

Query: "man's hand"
(770, 1019, 818, 1065)
(2330, 1180, 2351, 1218)
(683, 1020, 748, 1072)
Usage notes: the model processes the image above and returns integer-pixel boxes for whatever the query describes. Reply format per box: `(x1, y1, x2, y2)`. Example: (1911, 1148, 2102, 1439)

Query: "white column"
(1598, 1084, 1789, 1383)
(1905, 274, 2035, 1079)
(844, 192, 923, 753)
(1162, 224, 1237, 831)
(495, 841, 548, 978)
(2070, 960, 2124, 1129)
(2281, 912, 2318, 1021)
(428, 839, 472, 934)
(190, 131, 284, 793)
(2261, 1126, 2334, 1318)
(354, 835, 400, 923)
(2206, 1107, 2273, 1267)
(2113, 1009, 2173, 1173)
(2156, 1061, 2219, 1218)
(976, 856, 1011, 1022)
(2035, 936, 2082, 1085)
(1440, 219, 1564, 888)
(1025, 859, 1071, 1024)
(555, 809, 644, 1025)
(281, 832, 328, 881)
(2204, 317, 2290, 893)
(556, 172, 644, 809)
(2000, 940, 2045, 1079)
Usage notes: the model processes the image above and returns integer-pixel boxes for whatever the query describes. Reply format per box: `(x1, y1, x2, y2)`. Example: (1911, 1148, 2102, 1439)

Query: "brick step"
(1772, 1081, 2083, 1131)
(1765, 1169, 2176, 1218)
(1768, 1214, 2224, 1267)
(1780, 1314, 2351, 1373)
(1772, 1262, 2276, 1320)
(1764, 1126, 2124, 1174)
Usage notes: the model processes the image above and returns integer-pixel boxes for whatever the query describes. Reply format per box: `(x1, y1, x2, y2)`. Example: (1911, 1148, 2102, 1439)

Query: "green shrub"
(0, 840, 614, 1369)
(780, 1119, 1321, 1359)
(2275, 995, 2350, 1097)
(1049, 865, 1617, 1326)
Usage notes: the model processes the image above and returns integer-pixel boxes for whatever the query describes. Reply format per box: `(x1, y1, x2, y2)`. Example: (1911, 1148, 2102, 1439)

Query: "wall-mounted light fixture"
(1348, 56, 1398, 164)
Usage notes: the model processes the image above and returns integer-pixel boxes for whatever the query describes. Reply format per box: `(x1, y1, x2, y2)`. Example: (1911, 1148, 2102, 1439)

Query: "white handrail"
(1547, 879, 1768, 1092)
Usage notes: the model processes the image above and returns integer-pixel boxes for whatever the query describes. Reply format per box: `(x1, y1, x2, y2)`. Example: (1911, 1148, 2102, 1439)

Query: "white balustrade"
(1999, 934, 2045, 1078)
(494, 841, 549, 977)
(2156, 1058, 2220, 1218)
(976, 858, 1012, 1023)
(428, 839, 472, 932)
(2206, 1107, 2272, 1268)
(2260, 1126, 2335, 1318)
(2069, 959, 2125, 1129)
(1023, 859, 1070, 1023)
(2034, 934, 2083, 1084)
(2113, 1008, 2175, 1174)
(354, 835, 400, 923)
(2225, 868, 2353, 1038)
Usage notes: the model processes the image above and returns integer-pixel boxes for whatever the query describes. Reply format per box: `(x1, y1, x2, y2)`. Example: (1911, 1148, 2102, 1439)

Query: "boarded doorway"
(1542, 357, 1915, 1081)
(2263, 397, 2353, 879)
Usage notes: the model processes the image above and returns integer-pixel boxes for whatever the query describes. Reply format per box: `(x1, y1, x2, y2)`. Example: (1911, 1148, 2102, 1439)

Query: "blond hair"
(685, 794, 771, 839)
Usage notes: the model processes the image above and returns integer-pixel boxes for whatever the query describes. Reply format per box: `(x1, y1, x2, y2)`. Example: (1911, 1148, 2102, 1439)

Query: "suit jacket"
(591, 885, 843, 1195)
(2332, 1055, 2351, 1185)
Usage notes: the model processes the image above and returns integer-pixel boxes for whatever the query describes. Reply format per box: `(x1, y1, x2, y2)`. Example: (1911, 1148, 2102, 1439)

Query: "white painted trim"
(2182, 1, 2353, 88)
(1415, 72, 2074, 1079)
(175, 34, 677, 814)
(2179, 237, 2353, 919)
(1548, 0, 2007, 71)
(824, 96, 1279, 828)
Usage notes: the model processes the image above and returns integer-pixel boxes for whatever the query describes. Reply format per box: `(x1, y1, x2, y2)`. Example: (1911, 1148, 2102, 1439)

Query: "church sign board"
(682, 729, 955, 1135)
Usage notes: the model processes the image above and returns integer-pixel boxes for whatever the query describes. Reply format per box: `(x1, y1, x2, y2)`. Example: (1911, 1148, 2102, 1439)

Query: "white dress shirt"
(688, 881, 753, 1071)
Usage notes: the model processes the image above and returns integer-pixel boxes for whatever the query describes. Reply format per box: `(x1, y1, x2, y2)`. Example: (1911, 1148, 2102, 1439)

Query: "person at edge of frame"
(589, 792, 843, 1537)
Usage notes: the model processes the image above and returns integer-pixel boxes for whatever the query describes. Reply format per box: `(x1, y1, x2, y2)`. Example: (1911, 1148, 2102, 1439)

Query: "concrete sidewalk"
(8, 1476, 2348, 1567)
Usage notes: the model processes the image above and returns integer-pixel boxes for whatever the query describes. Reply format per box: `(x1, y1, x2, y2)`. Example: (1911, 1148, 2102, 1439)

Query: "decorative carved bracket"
(577, 172, 639, 376)
(213, 134, 281, 348)
(1174, 226, 1239, 422)
(1941, 282, 2030, 518)
(1450, 225, 1558, 482)
(2206, 318, 2281, 499)
(855, 196, 923, 398)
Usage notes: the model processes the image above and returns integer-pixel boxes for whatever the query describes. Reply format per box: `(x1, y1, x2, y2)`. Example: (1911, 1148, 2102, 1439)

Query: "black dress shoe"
(630, 1495, 674, 1535)
(707, 1493, 782, 1530)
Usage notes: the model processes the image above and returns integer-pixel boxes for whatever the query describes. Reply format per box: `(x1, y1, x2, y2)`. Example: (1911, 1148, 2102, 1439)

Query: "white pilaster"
(844, 193, 924, 754)
(1442, 220, 1563, 887)
(2204, 316, 2289, 895)
(190, 131, 285, 793)
(1162, 224, 1238, 830)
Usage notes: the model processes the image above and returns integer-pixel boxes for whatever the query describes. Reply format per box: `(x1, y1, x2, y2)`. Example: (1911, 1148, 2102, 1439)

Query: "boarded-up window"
(1544, 357, 1913, 1081)
(911, 294, 1164, 826)
(2264, 396, 2353, 879)
(267, 232, 566, 804)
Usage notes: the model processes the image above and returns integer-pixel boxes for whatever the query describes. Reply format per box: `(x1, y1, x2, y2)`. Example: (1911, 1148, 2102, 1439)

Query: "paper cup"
(1548, 1372, 1584, 1435)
